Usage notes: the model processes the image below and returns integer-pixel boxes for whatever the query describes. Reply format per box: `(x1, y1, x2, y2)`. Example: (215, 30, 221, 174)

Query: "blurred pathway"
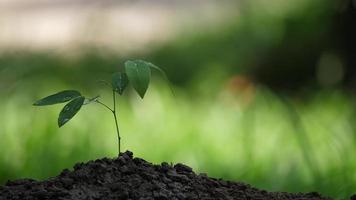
(0, 0, 237, 53)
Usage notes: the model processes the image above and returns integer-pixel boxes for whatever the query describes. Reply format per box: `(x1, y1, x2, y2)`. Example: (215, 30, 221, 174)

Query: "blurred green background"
(0, 0, 355, 198)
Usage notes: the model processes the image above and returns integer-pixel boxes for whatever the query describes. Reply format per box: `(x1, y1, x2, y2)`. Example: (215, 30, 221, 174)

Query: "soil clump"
(0, 151, 335, 200)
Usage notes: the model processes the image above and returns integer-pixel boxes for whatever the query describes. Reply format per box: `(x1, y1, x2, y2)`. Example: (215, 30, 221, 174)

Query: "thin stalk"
(96, 100, 114, 112)
(112, 90, 121, 153)
(95, 96, 121, 153)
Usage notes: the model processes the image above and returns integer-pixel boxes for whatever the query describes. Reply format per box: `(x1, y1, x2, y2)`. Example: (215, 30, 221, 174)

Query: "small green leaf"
(84, 95, 100, 105)
(33, 90, 81, 106)
(125, 60, 151, 98)
(145, 61, 175, 96)
(134, 59, 175, 98)
(58, 96, 85, 127)
(112, 72, 129, 95)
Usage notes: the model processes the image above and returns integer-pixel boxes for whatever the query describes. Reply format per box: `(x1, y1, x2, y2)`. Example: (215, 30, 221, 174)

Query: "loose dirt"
(0, 151, 336, 200)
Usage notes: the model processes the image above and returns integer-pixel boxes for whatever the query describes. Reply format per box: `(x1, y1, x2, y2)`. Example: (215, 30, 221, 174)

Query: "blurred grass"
(0, 73, 355, 198)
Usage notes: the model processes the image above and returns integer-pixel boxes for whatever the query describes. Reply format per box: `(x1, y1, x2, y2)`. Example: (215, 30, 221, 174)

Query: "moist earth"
(0, 151, 339, 200)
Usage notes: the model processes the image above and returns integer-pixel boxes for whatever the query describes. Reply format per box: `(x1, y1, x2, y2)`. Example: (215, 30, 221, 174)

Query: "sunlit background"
(1, 0, 355, 198)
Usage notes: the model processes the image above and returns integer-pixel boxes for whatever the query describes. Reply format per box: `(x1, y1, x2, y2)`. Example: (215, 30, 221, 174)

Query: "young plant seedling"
(33, 60, 169, 153)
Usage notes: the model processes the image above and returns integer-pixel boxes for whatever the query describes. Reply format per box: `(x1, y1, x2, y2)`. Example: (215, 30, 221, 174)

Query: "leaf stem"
(95, 93, 121, 153)
(95, 100, 114, 112)
(112, 90, 121, 153)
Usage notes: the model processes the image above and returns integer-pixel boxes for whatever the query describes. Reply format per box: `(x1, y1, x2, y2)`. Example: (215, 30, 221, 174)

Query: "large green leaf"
(112, 72, 129, 95)
(33, 90, 81, 106)
(58, 96, 85, 127)
(125, 60, 151, 98)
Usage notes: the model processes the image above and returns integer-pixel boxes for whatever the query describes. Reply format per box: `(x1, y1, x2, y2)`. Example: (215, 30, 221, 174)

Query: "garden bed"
(0, 151, 336, 200)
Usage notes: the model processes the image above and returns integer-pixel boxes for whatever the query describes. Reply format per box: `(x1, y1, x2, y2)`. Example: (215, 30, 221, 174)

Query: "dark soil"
(0, 151, 337, 200)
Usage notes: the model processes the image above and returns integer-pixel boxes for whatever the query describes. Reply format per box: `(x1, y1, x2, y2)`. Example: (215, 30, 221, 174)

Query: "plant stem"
(112, 90, 121, 153)
(96, 100, 114, 112)
(95, 97, 121, 153)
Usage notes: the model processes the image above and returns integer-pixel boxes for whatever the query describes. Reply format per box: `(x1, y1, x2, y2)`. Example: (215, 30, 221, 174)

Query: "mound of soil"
(0, 151, 334, 200)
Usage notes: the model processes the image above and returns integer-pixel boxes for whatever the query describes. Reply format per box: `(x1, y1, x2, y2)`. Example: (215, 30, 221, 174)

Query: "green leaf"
(112, 72, 129, 95)
(33, 90, 81, 106)
(84, 95, 100, 105)
(145, 60, 175, 97)
(58, 96, 85, 127)
(125, 60, 151, 98)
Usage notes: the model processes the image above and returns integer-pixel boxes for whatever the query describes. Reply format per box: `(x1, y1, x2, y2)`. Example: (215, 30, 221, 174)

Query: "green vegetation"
(33, 60, 168, 153)
(0, 74, 355, 198)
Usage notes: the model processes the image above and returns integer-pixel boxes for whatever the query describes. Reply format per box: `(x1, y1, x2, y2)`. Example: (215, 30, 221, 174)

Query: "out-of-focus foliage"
(147, 0, 337, 87)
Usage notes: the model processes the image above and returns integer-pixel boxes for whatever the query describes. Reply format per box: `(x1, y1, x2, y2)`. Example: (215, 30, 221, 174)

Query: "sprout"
(33, 60, 169, 153)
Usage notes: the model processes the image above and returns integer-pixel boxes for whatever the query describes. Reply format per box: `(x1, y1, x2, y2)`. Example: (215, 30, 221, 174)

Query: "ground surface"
(0, 151, 337, 200)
